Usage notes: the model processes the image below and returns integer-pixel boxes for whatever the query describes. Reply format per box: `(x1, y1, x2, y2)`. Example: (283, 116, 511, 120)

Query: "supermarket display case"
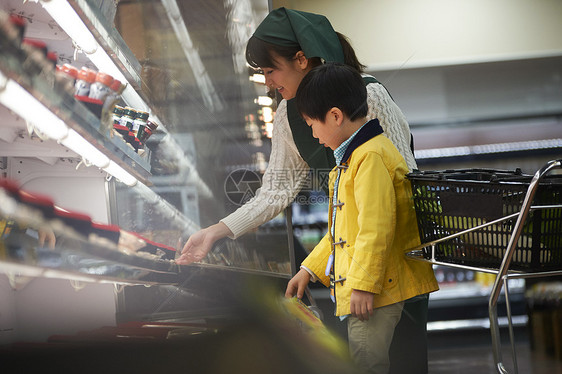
(0, 0, 301, 350)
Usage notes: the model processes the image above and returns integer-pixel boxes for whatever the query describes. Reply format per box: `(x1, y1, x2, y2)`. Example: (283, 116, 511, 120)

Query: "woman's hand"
(285, 268, 311, 299)
(38, 226, 56, 249)
(176, 222, 232, 265)
(350, 289, 374, 321)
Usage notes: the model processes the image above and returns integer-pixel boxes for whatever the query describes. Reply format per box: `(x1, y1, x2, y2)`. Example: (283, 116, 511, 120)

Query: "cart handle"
(488, 159, 562, 374)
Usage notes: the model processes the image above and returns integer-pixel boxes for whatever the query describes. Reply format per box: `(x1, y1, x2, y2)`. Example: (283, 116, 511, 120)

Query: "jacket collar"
(340, 119, 383, 164)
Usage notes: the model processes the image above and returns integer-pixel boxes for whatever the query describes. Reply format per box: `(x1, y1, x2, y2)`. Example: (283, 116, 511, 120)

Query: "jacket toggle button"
(334, 275, 346, 284)
(333, 238, 347, 248)
(337, 164, 348, 172)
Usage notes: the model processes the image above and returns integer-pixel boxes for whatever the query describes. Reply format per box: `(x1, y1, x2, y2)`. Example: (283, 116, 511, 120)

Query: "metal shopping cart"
(406, 159, 562, 374)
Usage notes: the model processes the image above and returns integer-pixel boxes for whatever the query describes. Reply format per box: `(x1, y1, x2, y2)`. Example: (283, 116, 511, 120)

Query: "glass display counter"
(0, 0, 296, 346)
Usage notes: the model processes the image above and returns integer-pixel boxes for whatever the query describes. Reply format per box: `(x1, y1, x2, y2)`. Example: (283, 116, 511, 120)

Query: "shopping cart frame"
(406, 159, 562, 374)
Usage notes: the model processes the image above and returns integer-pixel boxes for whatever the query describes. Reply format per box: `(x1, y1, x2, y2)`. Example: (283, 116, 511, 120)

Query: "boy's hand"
(350, 289, 374, 321)
(285, 269, 311, 299)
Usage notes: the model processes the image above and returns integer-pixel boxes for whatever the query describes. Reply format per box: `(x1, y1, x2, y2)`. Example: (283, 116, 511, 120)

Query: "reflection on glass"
(110, 0, 290, 275)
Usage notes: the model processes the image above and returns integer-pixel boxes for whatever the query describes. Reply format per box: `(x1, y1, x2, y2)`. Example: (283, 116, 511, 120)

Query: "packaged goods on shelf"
(0, 178, 177, 264)
(112, 105, 155, 153)
(89, 71, 114, 101)
(20, 37, 53, 76)
(1, 8, 152, 185)
(139, 120, 158, 143)
(129, 231, 177, 261)
(75, 67, 96, 96)
(132, 110, 149, 138)
(55, 64, 145, 154)
(119, 106, 135, 130)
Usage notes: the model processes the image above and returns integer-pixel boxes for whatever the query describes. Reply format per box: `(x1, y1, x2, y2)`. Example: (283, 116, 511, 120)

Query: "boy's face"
(303, 111, 343, 151)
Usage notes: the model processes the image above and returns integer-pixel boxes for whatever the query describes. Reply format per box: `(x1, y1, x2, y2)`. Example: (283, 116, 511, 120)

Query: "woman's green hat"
(253, 7, 345, 63)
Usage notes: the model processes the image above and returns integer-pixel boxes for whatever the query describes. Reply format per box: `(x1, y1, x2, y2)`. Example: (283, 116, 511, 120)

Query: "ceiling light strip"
(415, 139, 562, 159)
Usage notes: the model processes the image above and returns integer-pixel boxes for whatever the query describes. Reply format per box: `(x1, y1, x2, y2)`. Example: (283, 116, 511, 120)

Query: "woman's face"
(261, 51, 311, 100)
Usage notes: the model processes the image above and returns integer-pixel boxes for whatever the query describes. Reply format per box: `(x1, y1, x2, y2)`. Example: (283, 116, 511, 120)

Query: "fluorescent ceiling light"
(414, 138, 562, 159)
(264, 122, 273, 139)
(59, 129, 110, 168)
(0, 74, 69, 140)
(262, 107, 273, 122)
(255, 96, 273, 106)
(249, 74, 266, 84)
(38, 0, 97, 54)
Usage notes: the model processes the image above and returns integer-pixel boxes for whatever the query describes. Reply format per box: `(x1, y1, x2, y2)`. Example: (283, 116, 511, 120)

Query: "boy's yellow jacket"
(302, 130, 438, 317)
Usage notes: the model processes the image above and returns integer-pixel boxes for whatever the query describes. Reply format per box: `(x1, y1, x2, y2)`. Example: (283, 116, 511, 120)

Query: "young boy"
(285, 63, 438, 374)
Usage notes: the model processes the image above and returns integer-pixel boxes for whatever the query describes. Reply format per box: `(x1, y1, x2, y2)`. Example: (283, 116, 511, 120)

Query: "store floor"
(427, 328, 562, 374)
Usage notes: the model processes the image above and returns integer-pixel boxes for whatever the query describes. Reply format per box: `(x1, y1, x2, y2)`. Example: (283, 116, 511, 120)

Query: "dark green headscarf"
(253, 7, 345, 63)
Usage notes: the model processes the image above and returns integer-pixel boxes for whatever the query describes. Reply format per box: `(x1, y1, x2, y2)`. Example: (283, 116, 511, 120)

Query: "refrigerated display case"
(0, 2, 333, 366)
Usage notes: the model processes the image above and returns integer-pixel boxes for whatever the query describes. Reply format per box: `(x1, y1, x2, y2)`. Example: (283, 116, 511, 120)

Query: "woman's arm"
(177, 101, 310, 264)
(365, 81, 418, 172)
(220, 100, 310, 238)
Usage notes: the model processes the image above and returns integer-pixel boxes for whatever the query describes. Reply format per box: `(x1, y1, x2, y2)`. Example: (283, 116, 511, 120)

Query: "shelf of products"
(0, 40, 152, 184)
(0, 0, 208, 234)
(0, 177, 292, 288)
(0, 0, 156, 179)
(0, 177, 178, 284)
(0, 0, 288, 283)
(0, 3, 200, 275)
(0, 1, 297, 354)
(1, 0, 213, 190)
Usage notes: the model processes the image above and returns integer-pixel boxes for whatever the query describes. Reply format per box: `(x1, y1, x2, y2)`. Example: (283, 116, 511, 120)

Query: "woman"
(177, 8, 427, 374)
(176, 7, 416, 265)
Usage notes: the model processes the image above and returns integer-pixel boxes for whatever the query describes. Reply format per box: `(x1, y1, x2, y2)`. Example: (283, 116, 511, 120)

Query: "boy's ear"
(328, 107, 345, 126)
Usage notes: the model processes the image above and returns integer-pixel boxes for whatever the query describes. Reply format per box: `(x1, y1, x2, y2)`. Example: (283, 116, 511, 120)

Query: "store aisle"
(429, 343, 562, 373)
(427, 330, 562, 374)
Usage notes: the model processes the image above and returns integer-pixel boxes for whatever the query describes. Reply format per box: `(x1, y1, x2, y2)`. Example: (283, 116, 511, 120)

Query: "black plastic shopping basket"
(407, 168, 562, 271)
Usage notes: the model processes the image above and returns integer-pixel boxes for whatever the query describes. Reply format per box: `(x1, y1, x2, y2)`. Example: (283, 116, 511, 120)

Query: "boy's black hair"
(296, 62, 367, 122)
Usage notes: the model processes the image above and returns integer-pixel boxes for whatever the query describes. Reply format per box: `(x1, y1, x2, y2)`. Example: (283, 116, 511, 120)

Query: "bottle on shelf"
(74, 67, 96, 97)
(138, 120, 157, 144)
(89, 71, 114, 102)
(132, 110, 148, 139)
(119, 107, 136, 131)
